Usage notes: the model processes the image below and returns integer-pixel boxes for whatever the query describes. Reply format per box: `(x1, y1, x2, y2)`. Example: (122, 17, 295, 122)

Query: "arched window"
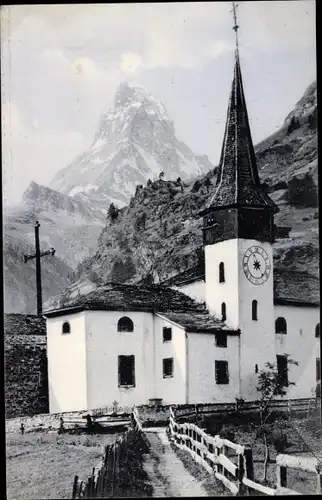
(62, 321, 70, 334)
(252, 300, 258, 321)
(275, 317, 287, 335)
(117, 317, 134, 332)
(221, 302, 227, 322)
(315, 323, 320, 338)
(219, 262, 225, 283)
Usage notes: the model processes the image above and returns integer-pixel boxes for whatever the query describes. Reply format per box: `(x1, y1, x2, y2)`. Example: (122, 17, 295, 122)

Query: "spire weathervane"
(231, 2, 239, 52)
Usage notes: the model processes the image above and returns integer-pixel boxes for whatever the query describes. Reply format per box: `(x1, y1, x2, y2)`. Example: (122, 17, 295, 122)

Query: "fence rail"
(172, 398, 317, 421)
(276, 454, 322, 495)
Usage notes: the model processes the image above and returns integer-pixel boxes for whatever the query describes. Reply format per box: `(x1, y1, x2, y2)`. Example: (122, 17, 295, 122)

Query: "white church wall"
(84, 310, 155, 409)
(46, 312, 87, 413)
(274, 305, 320, 399)
(154, 314, 187, 405)
(205, 239, 240, 327)
(173, 280, 206, 304)
(187, 332, 240, 403)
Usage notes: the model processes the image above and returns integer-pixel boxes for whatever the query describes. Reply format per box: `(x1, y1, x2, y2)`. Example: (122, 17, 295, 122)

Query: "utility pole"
(23, 221, 55, 316)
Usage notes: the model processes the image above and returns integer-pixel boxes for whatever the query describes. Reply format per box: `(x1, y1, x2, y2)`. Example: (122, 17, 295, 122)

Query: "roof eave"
(274, 298, 319, 308)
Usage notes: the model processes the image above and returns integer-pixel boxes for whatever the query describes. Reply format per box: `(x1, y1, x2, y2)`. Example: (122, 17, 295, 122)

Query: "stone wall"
(4, 314, 49, 418)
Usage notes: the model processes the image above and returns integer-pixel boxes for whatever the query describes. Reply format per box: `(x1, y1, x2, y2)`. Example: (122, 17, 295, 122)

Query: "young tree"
(256, 356, 298, 482)
(204, 177, 212, 193)
(108, 202, 119, 222)
(159, 171, 165, 180)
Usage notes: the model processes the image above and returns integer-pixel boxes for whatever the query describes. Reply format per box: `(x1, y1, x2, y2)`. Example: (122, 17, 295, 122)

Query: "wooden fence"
(169, 406, 278, 496)
(276, 454, 322, 495)
(172, 398, 317, 421)
(72, 425, 150, 498)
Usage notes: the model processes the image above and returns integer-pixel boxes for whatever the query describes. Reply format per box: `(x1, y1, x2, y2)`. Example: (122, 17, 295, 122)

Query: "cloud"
(120, 52, 143, 75)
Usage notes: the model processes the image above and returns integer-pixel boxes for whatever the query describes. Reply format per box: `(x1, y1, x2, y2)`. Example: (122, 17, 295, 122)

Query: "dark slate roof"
(273, 268, 320, 307)
(201, 51, 278, 215)
(4, 314, 46, 336)
(43, 283, 238, 334)
(161, 266, 320, 307)
(4, 314, 47, 349)
(158, 312, 239, 334)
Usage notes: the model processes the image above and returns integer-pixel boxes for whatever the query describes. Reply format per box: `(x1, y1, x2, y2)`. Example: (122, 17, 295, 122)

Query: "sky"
(1, 1, 316, 206)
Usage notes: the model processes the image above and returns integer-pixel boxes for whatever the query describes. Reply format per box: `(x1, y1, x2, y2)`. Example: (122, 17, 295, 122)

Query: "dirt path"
(142, 429, 210, 497)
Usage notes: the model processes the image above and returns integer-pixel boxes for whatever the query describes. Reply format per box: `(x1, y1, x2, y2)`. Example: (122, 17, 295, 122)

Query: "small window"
(163, 327, 172, 342)
(315, 324, 320, 338)
(163, 358, 174, 378)
(118, 355, 135, 387)
(221, 302, 226, 322)
(275, 317, 287, 334)
(215, 333, 227, 348)
(316, 358, 321, 382)
(219, 262, 225, 283)
(215, 360, 229, 384)
(252, 300, 258, 321)
(62, 322, 70, 334)
(276, 355, 288, 386)
(255, 364, 258, 374)
(117, 317, 134, 332)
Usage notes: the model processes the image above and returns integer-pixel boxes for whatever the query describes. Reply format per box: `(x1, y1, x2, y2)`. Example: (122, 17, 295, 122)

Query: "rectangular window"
(215, 360, 229, 384)
(163, 327, 172, 342)
(163, 358, 174, 378)
(118, 355, 135, 387)
(215, 333, 227, 348)
(316, 358, 321, 382)
(276, 355, 288, 386)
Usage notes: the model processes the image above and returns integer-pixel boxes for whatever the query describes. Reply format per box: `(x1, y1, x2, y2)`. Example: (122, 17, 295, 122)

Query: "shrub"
(271, 429, 288, 453)
(220, 426, 236, 443)
(192, 180, 202, 192)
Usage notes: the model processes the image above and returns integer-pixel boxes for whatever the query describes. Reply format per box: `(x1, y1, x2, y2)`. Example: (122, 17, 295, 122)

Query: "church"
(44, 29, 320, 415)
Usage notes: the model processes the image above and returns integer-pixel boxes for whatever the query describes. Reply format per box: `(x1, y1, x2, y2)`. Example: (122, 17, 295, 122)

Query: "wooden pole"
(72, 475, 78, 499)
(34, 221, 42, 315)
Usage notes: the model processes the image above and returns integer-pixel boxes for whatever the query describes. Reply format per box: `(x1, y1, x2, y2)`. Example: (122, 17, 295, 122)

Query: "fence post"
(72, 475, 78, 499)
(316, 465, 322, 494)
(237, 452, 245, 496)
(222, 442, 227, 477)
(277, 464, 287, 488)
(244, 446, 254, 480)
(288, 400, 292, 417)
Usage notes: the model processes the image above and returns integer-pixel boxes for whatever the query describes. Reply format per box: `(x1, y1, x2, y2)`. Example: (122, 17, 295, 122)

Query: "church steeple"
(205, 49, 278, 213)
(201, 2, 278, 245)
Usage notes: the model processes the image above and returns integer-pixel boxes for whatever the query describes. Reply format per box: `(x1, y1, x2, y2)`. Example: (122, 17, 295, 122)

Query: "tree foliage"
(108, 203, 119, 222)
(256, 356, 298, 482)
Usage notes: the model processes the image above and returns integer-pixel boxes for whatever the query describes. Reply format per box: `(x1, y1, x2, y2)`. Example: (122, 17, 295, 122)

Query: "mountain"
(3, 182, 106, 313)
(49, 81, 212, 208)
(44, 81, 318, 310)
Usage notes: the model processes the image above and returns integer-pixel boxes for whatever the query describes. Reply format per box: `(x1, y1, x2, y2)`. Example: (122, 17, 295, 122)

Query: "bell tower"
(200, 3, 279, 400)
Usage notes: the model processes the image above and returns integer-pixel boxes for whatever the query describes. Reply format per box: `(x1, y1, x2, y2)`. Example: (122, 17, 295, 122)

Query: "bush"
(220, 426, 236, 443)
(271, 429, 288, 453)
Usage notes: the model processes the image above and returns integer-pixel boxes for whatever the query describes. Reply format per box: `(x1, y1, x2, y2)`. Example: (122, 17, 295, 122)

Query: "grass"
(6, 431, 122, 500)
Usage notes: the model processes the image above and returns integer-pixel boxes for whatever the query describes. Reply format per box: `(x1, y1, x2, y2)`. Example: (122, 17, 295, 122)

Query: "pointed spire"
(204, 27, 278, 213)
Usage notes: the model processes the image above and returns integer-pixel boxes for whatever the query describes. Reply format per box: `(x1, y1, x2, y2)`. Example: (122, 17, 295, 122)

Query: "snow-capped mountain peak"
(49, 81, 213, 207)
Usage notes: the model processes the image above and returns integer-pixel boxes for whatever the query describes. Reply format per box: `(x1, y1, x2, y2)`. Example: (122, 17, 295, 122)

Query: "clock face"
(243, 245, 271, 285)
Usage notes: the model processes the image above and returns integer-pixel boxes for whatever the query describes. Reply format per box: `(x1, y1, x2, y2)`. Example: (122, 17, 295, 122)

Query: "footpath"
(142, 427, 210, 497)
